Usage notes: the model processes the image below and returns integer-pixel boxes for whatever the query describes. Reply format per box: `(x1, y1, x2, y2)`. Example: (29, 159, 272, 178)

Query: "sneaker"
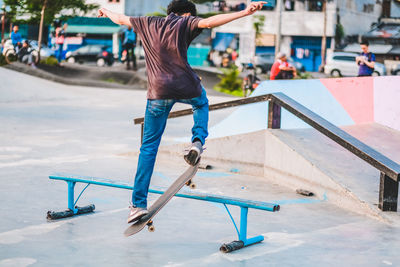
(184, 140, 203, 166)
(127, 205, 149, 224)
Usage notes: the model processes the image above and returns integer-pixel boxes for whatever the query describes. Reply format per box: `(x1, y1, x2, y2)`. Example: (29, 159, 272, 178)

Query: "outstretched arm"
(198, 1, 267, 29)
(98, 8, 131, 27)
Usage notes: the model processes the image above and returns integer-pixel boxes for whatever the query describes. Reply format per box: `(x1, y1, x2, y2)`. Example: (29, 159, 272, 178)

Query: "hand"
(245, 1, 268, 15)
(97, 8, 108, 18)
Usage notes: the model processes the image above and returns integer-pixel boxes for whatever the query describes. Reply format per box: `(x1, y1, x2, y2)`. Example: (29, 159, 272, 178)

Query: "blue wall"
(188, 45, 210, 66)
(291, 37, 331, 72)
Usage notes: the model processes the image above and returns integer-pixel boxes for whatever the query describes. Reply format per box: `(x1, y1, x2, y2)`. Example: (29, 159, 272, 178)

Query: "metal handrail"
(134, 92, 400, 211)
(133, 94, 271, 124)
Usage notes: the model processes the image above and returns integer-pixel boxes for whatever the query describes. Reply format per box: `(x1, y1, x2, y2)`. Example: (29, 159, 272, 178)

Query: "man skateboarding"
(98, 0, 267, 224)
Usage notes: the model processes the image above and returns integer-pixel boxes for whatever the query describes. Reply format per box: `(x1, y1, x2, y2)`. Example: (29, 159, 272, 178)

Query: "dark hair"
(360, 40, 369, 46)
(167, 0, 197, 16)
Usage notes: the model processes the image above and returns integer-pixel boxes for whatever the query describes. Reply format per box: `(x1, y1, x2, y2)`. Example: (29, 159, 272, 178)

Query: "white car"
(324, 52, 386, 77)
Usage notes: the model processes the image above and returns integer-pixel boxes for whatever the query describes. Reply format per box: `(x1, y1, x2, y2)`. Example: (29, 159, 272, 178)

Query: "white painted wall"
(125, 0, 170, 16)
(391, 1, 400, 17)
(86, 0, 125, 16)
(337, 0, 382, 35)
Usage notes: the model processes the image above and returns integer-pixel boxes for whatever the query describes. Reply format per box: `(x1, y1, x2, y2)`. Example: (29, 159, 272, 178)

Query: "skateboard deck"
(124, 159, 200, 236)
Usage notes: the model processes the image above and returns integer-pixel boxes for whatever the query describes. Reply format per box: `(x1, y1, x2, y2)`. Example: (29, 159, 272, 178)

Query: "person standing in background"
(122, 26, 137, 70)
(356, 40, 375, 77)
(55, 24, 67, 63)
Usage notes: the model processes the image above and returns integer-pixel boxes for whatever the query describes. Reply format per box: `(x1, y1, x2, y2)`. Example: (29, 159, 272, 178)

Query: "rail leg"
(268, 101, 281, 129)
(47, 181, 95, 220)
(239, 207, 264, 247)
(68, 181, 77, 213)
(220, 207, 264, 253)
(379, 172, 398, 211)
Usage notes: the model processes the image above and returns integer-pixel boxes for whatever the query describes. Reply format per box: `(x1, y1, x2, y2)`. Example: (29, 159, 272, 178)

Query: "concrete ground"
(1, 67, 400, 267)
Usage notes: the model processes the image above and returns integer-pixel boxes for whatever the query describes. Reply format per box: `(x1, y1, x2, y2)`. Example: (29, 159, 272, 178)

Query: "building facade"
(214, 0, 382, 71)
(85, 0, 125, 16)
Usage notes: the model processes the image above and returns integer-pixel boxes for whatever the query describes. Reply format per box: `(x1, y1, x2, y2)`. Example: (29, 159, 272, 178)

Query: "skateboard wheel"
(185, 180, 192, 186)
(189, 183, 196, 189)
(148, 225, 155, 232)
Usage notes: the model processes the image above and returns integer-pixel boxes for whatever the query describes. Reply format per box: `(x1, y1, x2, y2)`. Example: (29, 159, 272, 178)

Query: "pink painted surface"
(374, 76, 400, 131)
(320, 77, 374, 124)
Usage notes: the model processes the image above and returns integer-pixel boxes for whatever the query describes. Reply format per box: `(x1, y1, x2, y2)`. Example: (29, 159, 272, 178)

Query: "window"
(76, 46, 90, 53)
(90, 46, 103, 53)
(251, 0, 275, 11)
(307, 0, 323, 12)
(284, 0, 295, 11)
(333, 56, 356, 61)
(363, 4, 374, 13)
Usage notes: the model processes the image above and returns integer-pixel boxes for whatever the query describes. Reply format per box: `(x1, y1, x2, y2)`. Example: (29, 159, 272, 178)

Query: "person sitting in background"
(206, 49, 216, 66)
(270, 52, 296, 80)
(17, 40, 36, 68)
(10, 25, 23, 52)
(356, 40, 375, 77)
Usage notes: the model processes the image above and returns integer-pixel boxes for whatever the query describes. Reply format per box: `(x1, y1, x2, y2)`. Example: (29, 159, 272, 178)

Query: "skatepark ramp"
(134, 79, 400, 219)
(140, 77, 400, 221)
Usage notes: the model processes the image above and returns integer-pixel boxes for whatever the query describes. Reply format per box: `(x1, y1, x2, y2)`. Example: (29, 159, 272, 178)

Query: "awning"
(49, 17, 121, 35)
(389, 46, 400, 55)
(364, 24, 400, 38)
(343, 43, 393, 54)
(64, 25, 120, 34)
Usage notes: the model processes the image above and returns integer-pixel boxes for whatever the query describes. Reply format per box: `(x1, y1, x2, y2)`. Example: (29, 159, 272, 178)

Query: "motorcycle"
(242, 63, 260, 97)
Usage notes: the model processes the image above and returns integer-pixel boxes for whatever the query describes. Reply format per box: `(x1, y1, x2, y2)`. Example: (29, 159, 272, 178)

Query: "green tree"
(253, 15, 265, 38)
(4, 0, 98, 24)
(214, 66, 243, 96)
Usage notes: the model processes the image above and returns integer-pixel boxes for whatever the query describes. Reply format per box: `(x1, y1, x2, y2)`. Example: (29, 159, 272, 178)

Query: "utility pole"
(1, 5, 5, 46)
(275, 0, 283, 56)
(37, 0, 47, 63)
(319, 0, 327, 72)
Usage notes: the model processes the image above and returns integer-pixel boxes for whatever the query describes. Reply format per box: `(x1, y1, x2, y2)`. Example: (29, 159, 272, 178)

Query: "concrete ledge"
(158, 129, 396, 222)
(2, 62, 147, 89)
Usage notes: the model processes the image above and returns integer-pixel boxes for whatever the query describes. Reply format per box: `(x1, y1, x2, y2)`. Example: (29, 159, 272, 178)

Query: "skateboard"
(124, 159, 200, 236)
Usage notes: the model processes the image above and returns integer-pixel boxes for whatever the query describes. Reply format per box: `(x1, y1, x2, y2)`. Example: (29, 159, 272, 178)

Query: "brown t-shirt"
(129, 13, 203, 99)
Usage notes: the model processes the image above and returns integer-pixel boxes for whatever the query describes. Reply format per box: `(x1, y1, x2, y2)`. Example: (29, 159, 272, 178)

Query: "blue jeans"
(57, 44, 63, 62)
(132, 88, 209, 208)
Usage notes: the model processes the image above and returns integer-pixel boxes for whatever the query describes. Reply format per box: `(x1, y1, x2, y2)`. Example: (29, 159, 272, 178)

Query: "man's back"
(130, 13, 203, 100)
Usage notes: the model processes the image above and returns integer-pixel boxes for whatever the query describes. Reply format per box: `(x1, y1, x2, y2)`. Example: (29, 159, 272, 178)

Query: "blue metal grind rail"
(47, 173, 280, 253)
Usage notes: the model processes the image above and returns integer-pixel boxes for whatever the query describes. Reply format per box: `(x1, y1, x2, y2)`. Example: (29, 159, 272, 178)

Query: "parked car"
(391, 63, 400, 75)
(65, 45, 114, 66)
(253, 53, 305, 74)
(324, 52, 386, 77)
(253, 53, 275, 73)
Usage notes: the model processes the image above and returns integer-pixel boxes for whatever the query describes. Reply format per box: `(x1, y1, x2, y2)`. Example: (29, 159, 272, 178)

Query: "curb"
(2, 62, 147, 89)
